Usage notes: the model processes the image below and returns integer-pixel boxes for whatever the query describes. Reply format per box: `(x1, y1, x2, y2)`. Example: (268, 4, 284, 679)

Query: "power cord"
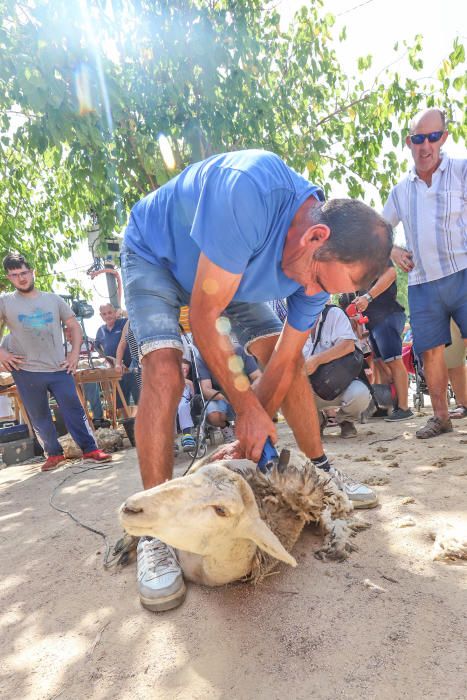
(182, 390, 223, 475)
(48, 460, 126, 569)
(48, 392, 226, 565)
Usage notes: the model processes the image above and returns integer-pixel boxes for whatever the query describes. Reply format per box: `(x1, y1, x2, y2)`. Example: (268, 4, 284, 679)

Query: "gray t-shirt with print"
(0, 291, 74, 372)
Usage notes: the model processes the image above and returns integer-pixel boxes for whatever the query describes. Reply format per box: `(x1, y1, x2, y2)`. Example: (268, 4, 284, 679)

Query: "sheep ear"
(243, 517, 297, 567)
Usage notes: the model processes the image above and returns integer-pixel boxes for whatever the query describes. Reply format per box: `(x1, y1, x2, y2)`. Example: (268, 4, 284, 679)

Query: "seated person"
(194, 343, 261, 444)
(177, 358, 197, 451)
(303, 304, 371, 438)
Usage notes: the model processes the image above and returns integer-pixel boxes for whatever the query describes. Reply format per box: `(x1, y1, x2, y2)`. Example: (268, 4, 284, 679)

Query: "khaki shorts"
(445, 320, 466, 370)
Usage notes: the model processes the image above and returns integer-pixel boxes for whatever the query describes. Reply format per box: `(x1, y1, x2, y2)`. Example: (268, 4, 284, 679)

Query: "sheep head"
(120, 463, 296, 567)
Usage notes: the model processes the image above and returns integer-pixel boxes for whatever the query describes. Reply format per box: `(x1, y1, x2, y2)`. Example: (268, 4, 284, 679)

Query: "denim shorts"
(369, 311, 406, 362)
(206, 399, 236, 420)
(408, 269, 467, 355)
(120, 244, 283, 358)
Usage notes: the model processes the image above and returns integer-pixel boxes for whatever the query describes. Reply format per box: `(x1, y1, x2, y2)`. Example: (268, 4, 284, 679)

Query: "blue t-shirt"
(95, 318, 131, 366)
(124, 150, 329, 331)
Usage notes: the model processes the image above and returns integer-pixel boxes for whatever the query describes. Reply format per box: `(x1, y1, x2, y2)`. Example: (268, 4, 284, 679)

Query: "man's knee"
(248, 334, 279, 367)
(141, 348, 184, 396)
(207, 411, 226, 427)
(341, 381, 371, 413)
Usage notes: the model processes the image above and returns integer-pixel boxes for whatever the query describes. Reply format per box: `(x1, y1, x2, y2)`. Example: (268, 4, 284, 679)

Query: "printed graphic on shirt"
(18, 309, 54, 331)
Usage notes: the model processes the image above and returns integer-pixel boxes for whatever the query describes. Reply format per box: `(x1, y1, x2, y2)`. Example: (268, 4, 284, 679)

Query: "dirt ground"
(1, 410, 466, 700)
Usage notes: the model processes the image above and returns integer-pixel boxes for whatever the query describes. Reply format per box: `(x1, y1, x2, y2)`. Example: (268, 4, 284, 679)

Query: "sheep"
(119, 449, 368, 587)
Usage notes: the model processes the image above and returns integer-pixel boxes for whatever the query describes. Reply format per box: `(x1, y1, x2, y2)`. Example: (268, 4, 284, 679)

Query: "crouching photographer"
(303, 303, 371, 439)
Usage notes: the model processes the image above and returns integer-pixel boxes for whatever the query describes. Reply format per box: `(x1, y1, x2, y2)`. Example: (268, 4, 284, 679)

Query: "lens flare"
(215, 316, 231, 334)
(228, 355, 244, 373)
(202, 278, 219, 295)
(158, 134, 176, 170)
(234, 375, 250, 392)
(74, 63, 94, 115)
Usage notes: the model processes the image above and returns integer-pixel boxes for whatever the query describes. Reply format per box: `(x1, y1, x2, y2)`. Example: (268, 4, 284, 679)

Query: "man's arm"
(353, 266, 396, 313)
(115, 319, 129, 375)
(190, 253, 277, 460)
(199, 377, 226, 402)
(252, 322, 310, 417)
(62, 316, 82, 373)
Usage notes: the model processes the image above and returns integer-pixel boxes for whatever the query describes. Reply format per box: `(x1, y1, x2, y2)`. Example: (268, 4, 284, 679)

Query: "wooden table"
(0, 383, 34, 437)
(74, 367, 131, 429)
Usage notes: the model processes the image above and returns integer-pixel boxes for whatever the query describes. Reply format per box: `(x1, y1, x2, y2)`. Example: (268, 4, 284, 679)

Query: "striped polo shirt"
(383, 153, 467, 286)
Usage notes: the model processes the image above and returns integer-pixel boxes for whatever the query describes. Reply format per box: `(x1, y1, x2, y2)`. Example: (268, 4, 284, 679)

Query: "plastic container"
(0, 423, 29, 444)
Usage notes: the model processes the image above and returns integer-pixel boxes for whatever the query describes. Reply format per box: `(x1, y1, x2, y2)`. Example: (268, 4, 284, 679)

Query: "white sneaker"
(137, 537, 186, 611)
(329, 466, 378, 509)
(221, 424, 235, 443)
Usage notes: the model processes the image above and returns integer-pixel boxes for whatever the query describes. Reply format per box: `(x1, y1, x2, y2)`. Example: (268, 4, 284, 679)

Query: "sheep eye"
(213, 505, 228, 517)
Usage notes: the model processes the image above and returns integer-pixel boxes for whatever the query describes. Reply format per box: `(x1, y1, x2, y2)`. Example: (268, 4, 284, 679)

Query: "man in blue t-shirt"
(121, 149, 392, 612)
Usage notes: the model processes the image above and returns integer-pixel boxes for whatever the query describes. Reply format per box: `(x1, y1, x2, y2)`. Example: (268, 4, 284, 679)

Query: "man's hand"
(234, 406, 277, 463)
(114, 362, 124, 376)
(304, 354, 321, 376)
(207, 439, 244, 462)
(61, 353, 79, 374)
(0, 348, 24, 372)
(392, 246, 414, 272)
(354, 295, 369, 313)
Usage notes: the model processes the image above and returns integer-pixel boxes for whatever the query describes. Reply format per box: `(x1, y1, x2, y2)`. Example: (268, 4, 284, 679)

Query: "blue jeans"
(84, 382, 103, 420)
(12, 370, 97, 457)
(119, 371, 140, 408)
(120, 244, 283, 357)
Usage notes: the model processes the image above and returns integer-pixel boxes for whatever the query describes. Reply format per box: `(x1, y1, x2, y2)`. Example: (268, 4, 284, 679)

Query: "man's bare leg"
(422, 345, 449, 420)
(386, 358, 409, 411)
(135, 348, 184, 489)
(448, 364, 467, 408)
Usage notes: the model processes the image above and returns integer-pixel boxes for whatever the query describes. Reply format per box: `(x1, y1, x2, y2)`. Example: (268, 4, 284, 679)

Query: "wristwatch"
(364, 292, 373, 303)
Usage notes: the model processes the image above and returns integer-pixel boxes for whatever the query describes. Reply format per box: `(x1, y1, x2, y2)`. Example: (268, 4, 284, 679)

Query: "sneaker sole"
(140, 582, 187, 612)
(83, 455, 113, 462)
(41, 462, 66, 472)
(384, 415, 413, 422)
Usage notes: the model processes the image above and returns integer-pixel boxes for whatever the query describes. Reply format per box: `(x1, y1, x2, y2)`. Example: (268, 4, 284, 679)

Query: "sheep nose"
(122, 502, 143, 515)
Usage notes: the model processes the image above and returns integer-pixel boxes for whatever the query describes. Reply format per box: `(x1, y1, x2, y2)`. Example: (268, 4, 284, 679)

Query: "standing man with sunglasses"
(384, 108, 467, 439)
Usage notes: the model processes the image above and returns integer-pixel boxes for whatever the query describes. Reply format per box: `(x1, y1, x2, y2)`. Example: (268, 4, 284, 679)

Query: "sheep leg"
(314, 508, 356, 562)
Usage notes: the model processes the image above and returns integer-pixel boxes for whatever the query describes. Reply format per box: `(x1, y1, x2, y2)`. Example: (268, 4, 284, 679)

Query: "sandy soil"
(1, 411, 466, 700)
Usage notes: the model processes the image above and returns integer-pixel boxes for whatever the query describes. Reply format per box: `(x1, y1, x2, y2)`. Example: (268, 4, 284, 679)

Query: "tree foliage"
(0, 0, 465, 289)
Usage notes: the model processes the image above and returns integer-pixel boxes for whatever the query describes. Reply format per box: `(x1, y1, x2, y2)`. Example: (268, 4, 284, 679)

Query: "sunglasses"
(409, 130, 444, 145)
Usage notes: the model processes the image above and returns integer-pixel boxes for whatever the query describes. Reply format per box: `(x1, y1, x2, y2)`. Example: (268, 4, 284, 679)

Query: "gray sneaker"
(384, 408, 414, 422)
(221, 424, 235, 443)
(137, 537, 186, 612)
(329, 466, 378, 509)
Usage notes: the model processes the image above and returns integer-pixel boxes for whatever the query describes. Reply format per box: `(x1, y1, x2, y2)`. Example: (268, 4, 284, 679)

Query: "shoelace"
(330, 467, 360, 489)
(143, 541, 177, 573)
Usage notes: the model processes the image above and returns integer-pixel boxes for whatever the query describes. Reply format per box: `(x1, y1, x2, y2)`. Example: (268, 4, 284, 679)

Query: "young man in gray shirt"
(0, 253, 111, 471)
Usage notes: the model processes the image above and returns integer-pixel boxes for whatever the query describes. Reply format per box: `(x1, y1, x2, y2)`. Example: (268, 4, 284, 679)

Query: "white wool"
(431, 524, 467, 562)
(58, 428, 123, 459)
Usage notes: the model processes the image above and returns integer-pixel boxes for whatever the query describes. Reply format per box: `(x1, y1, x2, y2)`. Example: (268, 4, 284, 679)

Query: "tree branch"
(315, 94, 371, 127)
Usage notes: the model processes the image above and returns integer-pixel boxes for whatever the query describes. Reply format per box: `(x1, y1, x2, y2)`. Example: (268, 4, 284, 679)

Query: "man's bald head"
(409, 108, 446, 133)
